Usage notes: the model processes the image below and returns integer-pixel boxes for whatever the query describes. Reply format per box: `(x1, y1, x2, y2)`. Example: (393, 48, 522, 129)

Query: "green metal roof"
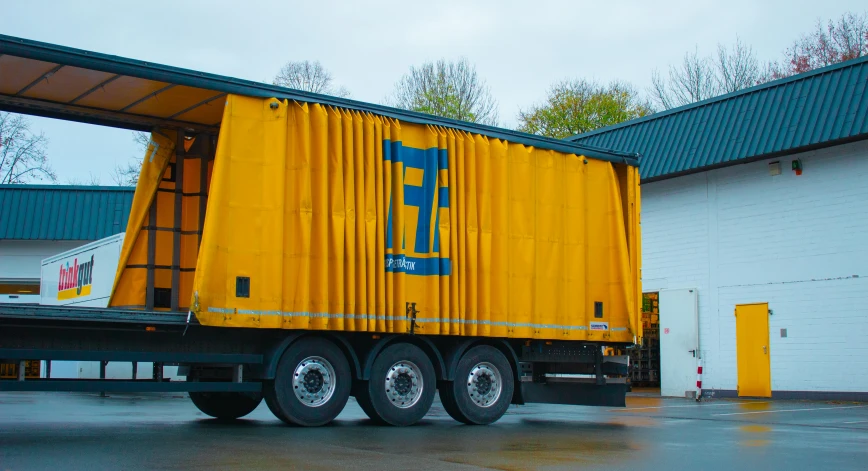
(0, 185, 134, 240)
(569, 55, 868, 182)
(0, 34, 637, 166)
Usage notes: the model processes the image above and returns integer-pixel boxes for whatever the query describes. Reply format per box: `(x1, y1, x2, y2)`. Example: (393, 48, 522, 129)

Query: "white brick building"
(0, 185, 179, 380)
(572, 56, 868, 400)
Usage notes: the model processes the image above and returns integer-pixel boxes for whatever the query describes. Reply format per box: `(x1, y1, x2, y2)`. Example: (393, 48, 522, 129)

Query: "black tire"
(264, 337, 351, 427)
(439, 345, 513, 425)
(189, 391, 262, 420)
(354, 381, 382, 424)
(437, 380, 469, 423)
(358, 343, 436, 426)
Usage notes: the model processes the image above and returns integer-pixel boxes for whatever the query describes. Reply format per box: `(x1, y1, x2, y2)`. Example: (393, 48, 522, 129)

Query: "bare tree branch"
(273, 60, 351, 98)
(113, 131, 150, 186)
(0, 112, 56, 184)
(389, 58, 498, 126)
(716, 38, 761, 93)
(766, 11, 868, 79)
(66, 172, 102, 186)
(651, 40, 763, 110)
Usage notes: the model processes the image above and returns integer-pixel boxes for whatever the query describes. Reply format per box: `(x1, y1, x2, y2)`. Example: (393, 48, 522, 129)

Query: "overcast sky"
(2, 0, 864, 184)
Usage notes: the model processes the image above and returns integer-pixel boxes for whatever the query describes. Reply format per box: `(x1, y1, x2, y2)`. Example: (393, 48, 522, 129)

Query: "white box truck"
(39, 233, 125, 308)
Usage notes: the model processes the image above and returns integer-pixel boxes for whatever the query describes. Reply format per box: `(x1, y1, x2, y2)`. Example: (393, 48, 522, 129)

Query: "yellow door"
(735, 303, 771, 397)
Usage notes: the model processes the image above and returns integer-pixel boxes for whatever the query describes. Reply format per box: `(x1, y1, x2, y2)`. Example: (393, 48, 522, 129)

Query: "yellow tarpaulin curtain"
(109, 129, 208, 310)
(109, 130, 176, 308)
(190, 95, 640, 342)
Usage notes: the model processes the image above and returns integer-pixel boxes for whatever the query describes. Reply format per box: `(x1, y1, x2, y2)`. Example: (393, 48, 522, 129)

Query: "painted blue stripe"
(402, 146, 425, 168)
(433, 196, 441, 253)
(438, 187, 449, 208)
(386, 195, 394, 249)
(384, 254, 451, 276)
(382, 141, 450, 170)
(383, 139, 450, 260)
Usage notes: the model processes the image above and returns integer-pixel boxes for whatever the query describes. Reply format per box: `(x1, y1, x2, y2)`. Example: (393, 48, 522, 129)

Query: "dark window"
(594, 302, 604, 318)
(162, 162, 176, 182)
(236, 277, 250, 298)
(0, 283, 40, 295)
(153, 288, 172, 309)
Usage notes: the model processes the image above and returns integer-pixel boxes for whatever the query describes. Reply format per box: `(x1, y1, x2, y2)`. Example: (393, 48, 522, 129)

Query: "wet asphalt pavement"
(1, 391, 866, 470)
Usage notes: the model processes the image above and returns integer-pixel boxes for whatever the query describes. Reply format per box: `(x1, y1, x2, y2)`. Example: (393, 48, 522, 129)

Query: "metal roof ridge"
(568, 54, 868, 142)
(0, 34, 638, 165)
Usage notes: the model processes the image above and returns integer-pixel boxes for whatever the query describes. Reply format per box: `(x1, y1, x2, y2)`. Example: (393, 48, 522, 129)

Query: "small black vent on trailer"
(236, 277, 250, 298)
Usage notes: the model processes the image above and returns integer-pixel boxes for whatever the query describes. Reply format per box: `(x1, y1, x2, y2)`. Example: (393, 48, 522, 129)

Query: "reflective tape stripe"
(205, 307, 593, 330)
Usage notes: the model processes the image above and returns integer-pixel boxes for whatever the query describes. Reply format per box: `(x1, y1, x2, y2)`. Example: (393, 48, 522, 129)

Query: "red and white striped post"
(695, 359, 703, 401)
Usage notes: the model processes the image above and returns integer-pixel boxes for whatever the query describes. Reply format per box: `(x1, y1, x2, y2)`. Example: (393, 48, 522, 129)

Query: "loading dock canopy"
(0, 34, 638, 165)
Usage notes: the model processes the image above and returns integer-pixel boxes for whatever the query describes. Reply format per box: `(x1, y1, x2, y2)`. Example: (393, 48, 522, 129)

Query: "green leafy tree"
(517, 80, 653, 138)
(390, 58, 498, 126)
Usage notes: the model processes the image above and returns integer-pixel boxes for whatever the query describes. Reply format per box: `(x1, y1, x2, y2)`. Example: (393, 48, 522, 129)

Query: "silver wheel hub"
(467, 362, 502, 408)
(292, 356, 336, 407)
(384, 361, 423, 409)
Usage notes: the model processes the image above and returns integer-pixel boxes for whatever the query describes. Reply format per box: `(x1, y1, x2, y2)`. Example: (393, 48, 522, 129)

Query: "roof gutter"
(640, 134, 868, 184)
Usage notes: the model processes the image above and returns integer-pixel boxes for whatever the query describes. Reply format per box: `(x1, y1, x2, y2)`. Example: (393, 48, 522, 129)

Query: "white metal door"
(659, 288, 699, 397)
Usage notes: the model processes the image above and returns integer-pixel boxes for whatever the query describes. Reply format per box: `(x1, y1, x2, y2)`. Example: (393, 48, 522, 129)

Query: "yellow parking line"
(714, 405, 868, 416)
(611, 401, 769, 412)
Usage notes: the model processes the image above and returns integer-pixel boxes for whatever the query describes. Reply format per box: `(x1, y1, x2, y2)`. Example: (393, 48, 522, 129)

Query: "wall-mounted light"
(792, 159, 803, 176)
(768, 161, 782, 176)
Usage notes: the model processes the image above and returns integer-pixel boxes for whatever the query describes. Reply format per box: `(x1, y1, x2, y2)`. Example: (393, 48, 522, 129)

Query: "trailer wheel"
(357, 342, 435, 426)
(264, 337, 351, 427)
(439, 345, 513, 425)
(354, 382, 379, 422)
(189, 391, 262, 420)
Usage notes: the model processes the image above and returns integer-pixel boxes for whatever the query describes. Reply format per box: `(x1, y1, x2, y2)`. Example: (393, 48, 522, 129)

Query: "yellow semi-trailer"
(0, 35, 641, 427)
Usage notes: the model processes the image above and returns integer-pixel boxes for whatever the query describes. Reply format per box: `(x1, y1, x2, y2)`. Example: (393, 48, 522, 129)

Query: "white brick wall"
(642, 140, 868, 393)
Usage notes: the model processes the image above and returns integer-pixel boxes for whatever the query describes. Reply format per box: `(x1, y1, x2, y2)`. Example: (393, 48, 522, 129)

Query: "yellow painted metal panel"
(174, 95, 641, 341)
(736, 303, 771, 397)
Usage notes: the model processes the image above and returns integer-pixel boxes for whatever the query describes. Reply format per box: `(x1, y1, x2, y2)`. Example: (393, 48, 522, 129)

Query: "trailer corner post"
(595, 348, 605, 386)
(197, 132, 211, 249)
(18, 360, 25, 381)
(146, 195, 157, 311)
(99, 360, 107, 397)
(232, 365, 243, 383)
(171, 132, 185, 312)
(153, 362, 164, 382)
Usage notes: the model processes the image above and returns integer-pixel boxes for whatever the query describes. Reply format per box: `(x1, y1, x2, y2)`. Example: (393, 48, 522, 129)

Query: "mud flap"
(520, 382, 628, 408)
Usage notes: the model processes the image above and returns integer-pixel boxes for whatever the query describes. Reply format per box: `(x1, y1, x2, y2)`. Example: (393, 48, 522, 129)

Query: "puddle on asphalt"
(441, 435, 645, 471)
(739, 424, 772, 447)
(738, 401, 771, 412)
(740, 425, 772, 433)
(624, 395, 663, 409)
(325, 417, 647, 470)
(606, 415, 658, 427)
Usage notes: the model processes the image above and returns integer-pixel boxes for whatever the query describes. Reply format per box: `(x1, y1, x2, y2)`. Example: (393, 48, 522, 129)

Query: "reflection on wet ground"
(0, 392, 866, 470)
(739, 424, 772, 447)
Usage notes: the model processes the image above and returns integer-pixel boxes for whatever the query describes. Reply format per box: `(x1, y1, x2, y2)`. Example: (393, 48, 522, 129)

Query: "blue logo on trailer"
(383, 140, 451, 276)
